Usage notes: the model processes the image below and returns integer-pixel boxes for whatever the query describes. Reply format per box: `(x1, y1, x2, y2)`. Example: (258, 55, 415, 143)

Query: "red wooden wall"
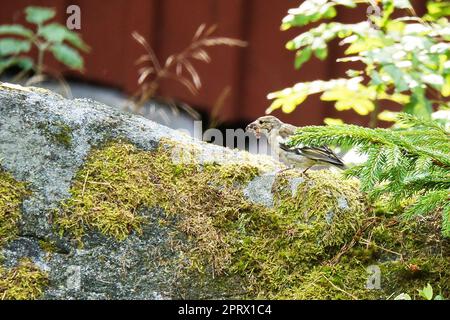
(0, 0, 426, 126)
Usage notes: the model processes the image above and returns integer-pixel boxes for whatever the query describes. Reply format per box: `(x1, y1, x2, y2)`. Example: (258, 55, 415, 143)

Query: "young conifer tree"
(288, 113, 450, 236)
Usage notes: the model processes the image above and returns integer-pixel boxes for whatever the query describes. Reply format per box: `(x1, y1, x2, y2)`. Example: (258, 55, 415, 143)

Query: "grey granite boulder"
(0, 83, 282, 299)
(0, 82, 365, 300)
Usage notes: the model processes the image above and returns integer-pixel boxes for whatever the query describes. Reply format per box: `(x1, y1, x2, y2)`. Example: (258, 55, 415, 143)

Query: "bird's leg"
(302, 165, 313, 177)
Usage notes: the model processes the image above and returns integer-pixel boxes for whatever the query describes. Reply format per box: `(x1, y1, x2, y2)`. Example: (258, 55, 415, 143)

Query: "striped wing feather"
(279, 143, 345, 168)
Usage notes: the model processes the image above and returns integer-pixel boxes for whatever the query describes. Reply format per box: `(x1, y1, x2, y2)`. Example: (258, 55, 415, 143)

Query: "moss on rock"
(54, 140, 449, 299)
(55, 140, 261, 274)
(282, 215, 450, 299)
(55, 140, 369, 297)
(56, 142, 154, 241)
(0, 170, 48, 300)
(0, 258, 48, 300)
(0, 169, 30, 246)
(37, 121, 73, 148)
(273, 170, 366, 259)
(224, 170, 367, 298)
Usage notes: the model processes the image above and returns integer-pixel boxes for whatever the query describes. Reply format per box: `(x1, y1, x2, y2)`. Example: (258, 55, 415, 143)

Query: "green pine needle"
(289, 113, 450, 237)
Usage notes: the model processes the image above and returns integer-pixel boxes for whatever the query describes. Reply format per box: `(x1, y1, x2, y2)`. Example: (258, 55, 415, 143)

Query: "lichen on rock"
(0, 258, 48, 300)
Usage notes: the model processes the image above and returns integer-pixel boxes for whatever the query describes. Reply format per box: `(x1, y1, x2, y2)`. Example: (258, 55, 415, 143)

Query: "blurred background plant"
(0, 6, 89, 95)
(267, 0, 450, 127)
(131, 24, 246, 123)
(395, 283, 446, 300)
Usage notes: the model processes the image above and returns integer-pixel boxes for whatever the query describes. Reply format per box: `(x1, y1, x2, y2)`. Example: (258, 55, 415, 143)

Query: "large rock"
(2, 82, 446, 300)
(0, 83, 282, 299)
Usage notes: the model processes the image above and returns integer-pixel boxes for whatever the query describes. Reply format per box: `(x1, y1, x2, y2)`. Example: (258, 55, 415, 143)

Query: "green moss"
(55, 141, 366, 296)
(0, 258, 48, 300)
(279, 262, 376, 299)
(0, 169, 47, 300)
(274, 170, 366, 251)
(0, 169, 29, 246)
(225, 170, 367, 298)
(38, 239, 59, 254)
(53, 124, 73, 148)
(205, 163, 260, 186)
(37, 121, 73, 148)
(55, 141, 260, 274)
(56, 143, 153, 241)
(56, 140, 449, 299)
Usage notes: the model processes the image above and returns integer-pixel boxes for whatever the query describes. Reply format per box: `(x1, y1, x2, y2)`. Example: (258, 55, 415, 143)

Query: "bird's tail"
(280, 142, 347, 169)
(336, 163, 347, 170)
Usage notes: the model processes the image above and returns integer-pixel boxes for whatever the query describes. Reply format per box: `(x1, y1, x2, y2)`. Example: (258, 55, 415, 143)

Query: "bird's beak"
(246, 122, 261, 139)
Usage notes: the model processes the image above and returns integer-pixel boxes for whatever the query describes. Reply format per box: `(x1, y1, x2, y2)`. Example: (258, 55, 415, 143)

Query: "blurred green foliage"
(268, 0, 450, 127)
(0, 6, 89, 76)
(395, 283, 446, 300)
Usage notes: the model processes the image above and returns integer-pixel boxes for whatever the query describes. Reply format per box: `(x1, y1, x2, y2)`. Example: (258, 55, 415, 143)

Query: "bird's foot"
(301, 166, 312, 178)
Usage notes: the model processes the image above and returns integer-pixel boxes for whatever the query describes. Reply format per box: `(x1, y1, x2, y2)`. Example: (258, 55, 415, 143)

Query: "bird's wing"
(297, 146, 345, 167)
(279, 143, 345, 168)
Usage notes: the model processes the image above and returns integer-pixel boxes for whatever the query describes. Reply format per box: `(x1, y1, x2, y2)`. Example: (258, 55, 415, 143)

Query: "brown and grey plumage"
(246, 115, 345, 172)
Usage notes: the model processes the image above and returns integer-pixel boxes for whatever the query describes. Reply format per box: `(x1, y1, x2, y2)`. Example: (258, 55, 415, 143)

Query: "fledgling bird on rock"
(246, 116, 345, 173)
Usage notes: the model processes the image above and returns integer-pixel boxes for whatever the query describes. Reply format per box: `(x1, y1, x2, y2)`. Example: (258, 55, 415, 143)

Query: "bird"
(246, 115, 345, 173)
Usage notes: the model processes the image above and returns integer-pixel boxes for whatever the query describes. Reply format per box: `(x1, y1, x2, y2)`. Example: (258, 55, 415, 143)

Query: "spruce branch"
(288, 113, 450, 236)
